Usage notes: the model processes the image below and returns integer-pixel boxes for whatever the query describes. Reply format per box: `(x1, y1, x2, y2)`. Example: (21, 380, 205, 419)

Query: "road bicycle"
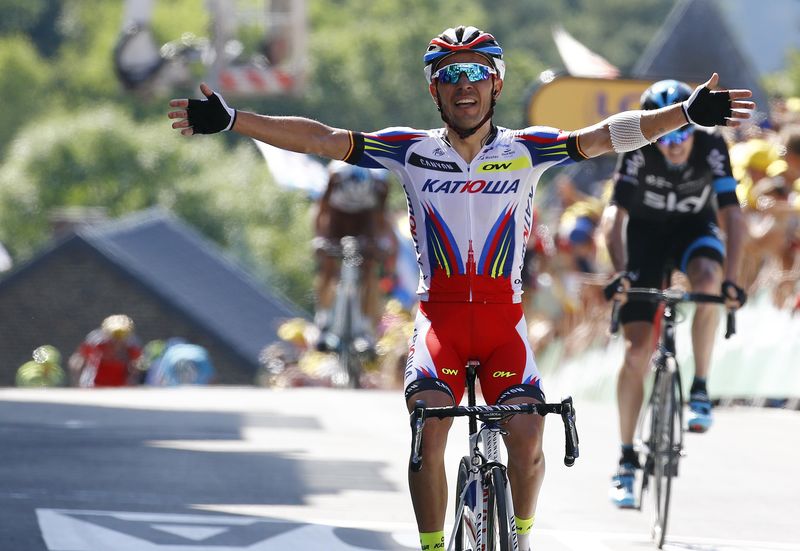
(317, 235, 374, 388)
(409, 361, 579, 551)
(610, 288, 736, 548)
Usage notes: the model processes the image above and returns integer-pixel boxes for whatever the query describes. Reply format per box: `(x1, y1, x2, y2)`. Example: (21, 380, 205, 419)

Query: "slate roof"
(632, 0, 768, 113)
(75, 207, 304, 368)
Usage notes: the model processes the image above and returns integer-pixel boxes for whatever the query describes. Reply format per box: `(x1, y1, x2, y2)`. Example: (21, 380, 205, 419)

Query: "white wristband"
(608, 111, 650, 153)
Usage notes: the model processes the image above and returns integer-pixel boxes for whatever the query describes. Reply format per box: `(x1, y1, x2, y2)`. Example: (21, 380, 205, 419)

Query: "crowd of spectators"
(259, 98, 800, 389)
(15, 314, 215, 388)
(521, 97, 800, 362)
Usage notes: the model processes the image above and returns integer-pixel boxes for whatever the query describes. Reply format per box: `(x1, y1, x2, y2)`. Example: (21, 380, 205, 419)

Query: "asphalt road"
(1, 386, 798, 550)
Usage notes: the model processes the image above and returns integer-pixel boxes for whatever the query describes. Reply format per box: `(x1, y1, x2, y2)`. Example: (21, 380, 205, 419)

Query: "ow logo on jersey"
(492, 370, 516, 378)
(441, 368, 459, 376)
(643, 186, 711, 213)
(477, 157, 531, 172)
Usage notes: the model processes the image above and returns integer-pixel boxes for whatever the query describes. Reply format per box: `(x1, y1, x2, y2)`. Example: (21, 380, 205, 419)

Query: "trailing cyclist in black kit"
(604, 80, 748, 508)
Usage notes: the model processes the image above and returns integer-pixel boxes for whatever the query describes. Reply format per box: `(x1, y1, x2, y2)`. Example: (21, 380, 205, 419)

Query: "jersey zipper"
(466, 160, 476, 302)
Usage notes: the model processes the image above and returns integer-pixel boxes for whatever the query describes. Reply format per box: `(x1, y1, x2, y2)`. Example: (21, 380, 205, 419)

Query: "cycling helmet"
(424, 25, 505, 84)
(33, 345, 62, 366)
(640, 79, 693, 110)
(642, 79, 696, 145)
(102, 314, 135, 340)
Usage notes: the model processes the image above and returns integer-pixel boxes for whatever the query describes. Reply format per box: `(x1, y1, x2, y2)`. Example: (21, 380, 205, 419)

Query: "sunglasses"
(657, 126, 695, 146)
(433, 62, 496, 84)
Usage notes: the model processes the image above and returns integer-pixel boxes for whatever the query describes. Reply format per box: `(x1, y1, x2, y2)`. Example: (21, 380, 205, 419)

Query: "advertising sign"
(526, 74, 680, 130)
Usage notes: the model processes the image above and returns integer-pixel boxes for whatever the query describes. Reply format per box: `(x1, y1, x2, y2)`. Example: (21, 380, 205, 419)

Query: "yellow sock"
(515, 515, 534, 550)
(419, 530, 444, 550)
(515, 515, 534, 534)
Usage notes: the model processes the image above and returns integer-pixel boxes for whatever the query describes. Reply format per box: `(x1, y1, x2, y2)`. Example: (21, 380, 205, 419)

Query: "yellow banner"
(525, 74, 687, 131)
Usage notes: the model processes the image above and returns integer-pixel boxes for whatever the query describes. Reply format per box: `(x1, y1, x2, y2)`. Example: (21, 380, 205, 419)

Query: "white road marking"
(37, 509, 800, 551)
(150, 524, 229, 541)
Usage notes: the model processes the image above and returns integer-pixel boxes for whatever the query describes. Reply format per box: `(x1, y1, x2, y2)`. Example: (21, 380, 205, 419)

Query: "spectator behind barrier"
(69, 315, 143, 387)
(16, 345, 65, 387)
(145, 338, 215, 386)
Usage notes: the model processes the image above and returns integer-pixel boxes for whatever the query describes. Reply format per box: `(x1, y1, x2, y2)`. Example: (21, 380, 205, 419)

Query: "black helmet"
(640, 79, 693, 110)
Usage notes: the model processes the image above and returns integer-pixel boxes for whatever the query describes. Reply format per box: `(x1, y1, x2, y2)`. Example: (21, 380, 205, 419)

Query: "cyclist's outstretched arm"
(719, 203, 745, 285)
(574, 73, 754, 159)
(168, 83, 353, 160)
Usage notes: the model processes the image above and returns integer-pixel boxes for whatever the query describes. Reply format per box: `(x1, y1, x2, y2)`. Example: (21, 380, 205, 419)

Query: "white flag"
(252, 140, 329, 199)
(552, 24, 620, 79)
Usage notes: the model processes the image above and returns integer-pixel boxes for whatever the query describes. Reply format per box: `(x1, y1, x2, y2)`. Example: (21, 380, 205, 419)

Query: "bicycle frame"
(634, 300, 683, 499)
(409, 362, 579, 551)
(326, 236, 368, 387)
(452, 419, 514, 551)
(610, 287, 736, 548)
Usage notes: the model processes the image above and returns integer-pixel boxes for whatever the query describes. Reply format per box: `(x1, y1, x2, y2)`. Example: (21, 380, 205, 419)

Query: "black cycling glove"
(682, 85, 733, 127)
(721, 280, 747, 307)
(603, 272, 631, 301)
(188, 91, 237, 134)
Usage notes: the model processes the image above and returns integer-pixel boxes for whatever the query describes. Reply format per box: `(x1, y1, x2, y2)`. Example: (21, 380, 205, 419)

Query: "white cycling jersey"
(344, 125, 584, 303)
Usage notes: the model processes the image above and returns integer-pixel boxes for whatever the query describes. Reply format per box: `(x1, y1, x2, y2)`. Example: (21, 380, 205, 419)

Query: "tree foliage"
(0, 36, 52, 154)
(0, 106, 313, 308)
(2, 0, 797, 310)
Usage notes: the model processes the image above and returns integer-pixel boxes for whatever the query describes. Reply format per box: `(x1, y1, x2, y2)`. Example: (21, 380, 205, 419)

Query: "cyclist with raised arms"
(603, 80, 748, 509)
(168, 26, 753, 551)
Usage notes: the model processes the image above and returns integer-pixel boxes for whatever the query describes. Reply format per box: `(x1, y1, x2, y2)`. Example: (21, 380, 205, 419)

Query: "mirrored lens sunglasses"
(433, 63, 496, 84)
(657, 126, 695, 145)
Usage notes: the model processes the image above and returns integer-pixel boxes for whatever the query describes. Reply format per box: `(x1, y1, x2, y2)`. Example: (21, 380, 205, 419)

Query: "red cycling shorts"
(403, 301, 544, 405)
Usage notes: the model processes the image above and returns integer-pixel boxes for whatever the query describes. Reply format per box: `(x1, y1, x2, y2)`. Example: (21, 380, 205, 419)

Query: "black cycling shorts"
(621, 215, 725, 324)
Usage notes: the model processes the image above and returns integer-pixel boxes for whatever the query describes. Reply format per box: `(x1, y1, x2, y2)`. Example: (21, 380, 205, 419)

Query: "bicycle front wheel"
(334, 296, 361, 389)
(454, 456, 477, 551)
(651, 362, 680, 548)
(486, 466, 515, 551)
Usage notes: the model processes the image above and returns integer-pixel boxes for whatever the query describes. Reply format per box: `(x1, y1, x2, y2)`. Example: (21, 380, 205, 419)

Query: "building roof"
(633, 0, 768, 113)
(75, 208, 304, 368)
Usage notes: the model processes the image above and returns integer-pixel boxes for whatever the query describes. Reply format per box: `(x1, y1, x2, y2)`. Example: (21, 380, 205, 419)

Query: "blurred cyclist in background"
(313, 161, 396, 352)
(604, 80, 747, 508)
(69, 314, 143, 387)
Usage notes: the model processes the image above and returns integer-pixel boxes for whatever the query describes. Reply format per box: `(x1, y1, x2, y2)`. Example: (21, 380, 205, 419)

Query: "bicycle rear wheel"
(486, 466, 515, 551)
(454, 456, 477, 551)
(334, 299, 362, 389)
(340, 345, 362, 389)
(651, 361, 680, 548)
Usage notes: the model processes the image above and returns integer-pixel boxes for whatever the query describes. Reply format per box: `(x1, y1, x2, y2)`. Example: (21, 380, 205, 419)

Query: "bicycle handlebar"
(409, 397, 579, 472)
(609, 287, 736, 339)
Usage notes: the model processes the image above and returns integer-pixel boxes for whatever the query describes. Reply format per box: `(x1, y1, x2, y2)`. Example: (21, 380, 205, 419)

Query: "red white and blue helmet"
(424, 26, 505, 84)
